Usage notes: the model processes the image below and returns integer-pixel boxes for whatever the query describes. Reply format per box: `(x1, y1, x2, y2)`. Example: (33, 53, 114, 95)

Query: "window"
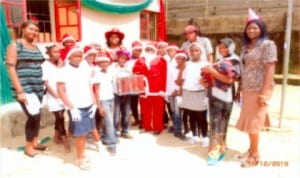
(1, 0, 27, 39)
(140, 10, 158, 41)
(54, 0, 81, 41)
(27, 0, 52, 42)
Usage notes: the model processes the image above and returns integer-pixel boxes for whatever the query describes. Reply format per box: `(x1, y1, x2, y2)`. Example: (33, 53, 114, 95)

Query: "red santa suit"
(133, 43, 167, 133)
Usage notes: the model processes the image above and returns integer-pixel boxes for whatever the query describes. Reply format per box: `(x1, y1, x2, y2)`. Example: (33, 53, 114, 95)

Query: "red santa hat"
(166, 44, 179, 51)
(83, 45, 98, 58)
(65, 46, 83, 60)
(105, 28, 125, 40)
(131, 41, 143, 51)
(62, 33, 76, 44)
(116, 49, 131, 60)
(28, 16, 39, 26)
(184, 25, 199, 35)
(174, 50, 188, 59)
(247, 8, 260, 22)
(95, 51, 111, 62)
(145, 41, 157, 50)
(156, 41, 168, 48)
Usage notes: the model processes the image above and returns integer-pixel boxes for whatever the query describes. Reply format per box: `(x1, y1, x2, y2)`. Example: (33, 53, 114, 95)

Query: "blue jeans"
(101, 99, 116, 147)
(170, 96, 182, 134)
(114, 94, 131, 134)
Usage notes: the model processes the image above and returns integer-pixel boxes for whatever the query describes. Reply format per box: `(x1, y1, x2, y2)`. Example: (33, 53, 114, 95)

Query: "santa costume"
(133, 42, 167, 134)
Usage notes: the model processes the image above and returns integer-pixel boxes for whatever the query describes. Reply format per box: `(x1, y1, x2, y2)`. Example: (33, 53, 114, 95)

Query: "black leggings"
(19, 102, 41, 142)
(163, 101, 172, 124)
(53, 110, 66, 136)
(130, 95, 139, 121)
(183, 109, 208, 137)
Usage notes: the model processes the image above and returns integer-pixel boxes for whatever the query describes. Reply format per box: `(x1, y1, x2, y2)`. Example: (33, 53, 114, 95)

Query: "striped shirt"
(13, 40, 45, 99)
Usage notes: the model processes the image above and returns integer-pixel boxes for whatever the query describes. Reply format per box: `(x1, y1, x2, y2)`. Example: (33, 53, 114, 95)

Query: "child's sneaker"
(96, 141, 104, 152)
(188, 136, 197, 144)
(76, 158, 91, 171)
(185, 131, 193, 138)
(85, 142, 97, 150)
(107, 146, 116, 156)
(202, 137, 209, 147)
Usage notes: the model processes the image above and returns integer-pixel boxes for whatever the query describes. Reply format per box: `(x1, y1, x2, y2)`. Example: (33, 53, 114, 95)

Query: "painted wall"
(145, 0, 160, 12)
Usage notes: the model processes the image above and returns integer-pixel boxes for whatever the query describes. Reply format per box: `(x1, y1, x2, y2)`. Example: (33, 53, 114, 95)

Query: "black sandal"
(34, 144, 48, 151)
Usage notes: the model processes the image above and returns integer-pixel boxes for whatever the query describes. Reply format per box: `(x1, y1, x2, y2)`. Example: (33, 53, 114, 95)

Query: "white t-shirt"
(92, 70, 114, 101)
(42, 60, 64, 111)
(126, 58, 138, 73)
(166, 58, 179, 96)
(182, 60, 209, 91)
(108, 62, 132, 94)
(57, 61, 93, 108)
(167, 66, 180, 96)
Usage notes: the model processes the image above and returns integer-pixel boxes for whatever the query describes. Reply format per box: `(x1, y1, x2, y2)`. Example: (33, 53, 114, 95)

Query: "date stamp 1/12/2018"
(259, 161, 289, 167)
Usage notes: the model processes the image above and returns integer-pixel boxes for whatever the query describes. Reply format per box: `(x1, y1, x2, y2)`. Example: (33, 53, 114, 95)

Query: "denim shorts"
(68, 105, 95, 136)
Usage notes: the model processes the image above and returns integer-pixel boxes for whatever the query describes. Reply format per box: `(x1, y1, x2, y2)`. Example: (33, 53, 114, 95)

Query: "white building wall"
(145, 0, 160, 12)
(81, 7, 140, 49)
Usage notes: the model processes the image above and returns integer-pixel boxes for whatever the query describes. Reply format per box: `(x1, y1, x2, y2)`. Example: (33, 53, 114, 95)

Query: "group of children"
(41, 26, 240, 169)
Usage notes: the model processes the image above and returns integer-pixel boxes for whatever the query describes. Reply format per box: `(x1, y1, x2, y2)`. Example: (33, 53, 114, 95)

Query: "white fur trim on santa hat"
(166, 45, 179, 51)
(145, 43, 156, 50)
(174, 52, 188, 59)
(62, 36, 76, 43)
(83, 48, 98, 59)
(65, 46, 83, 60)
(95, 56, 110, 62)
(157, 41, 168, 47)
(132, 45, 143, 51)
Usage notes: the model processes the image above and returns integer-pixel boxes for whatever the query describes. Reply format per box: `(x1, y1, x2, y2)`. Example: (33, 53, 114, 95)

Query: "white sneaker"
(85, 142, 97, 150)
(96, 141, 104, 152)
(202, 137, 209, 147)
(188, 136, 197, 144)
(185, 131, 193, 138)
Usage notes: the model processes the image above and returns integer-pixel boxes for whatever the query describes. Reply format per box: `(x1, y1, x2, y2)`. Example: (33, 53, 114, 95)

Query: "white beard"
(143, 52, 156, 69)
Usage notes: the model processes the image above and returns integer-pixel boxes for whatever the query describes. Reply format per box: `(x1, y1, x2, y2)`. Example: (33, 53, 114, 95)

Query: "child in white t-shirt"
(42, 44, 70, 153)
(181, 42, 209, 147)
(92, 51, 117, 156)
(83, 45, 102, 150)
(57, 46, 97, 170)
(109, 49, 133, 139)
(168, 50, 188, 140)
